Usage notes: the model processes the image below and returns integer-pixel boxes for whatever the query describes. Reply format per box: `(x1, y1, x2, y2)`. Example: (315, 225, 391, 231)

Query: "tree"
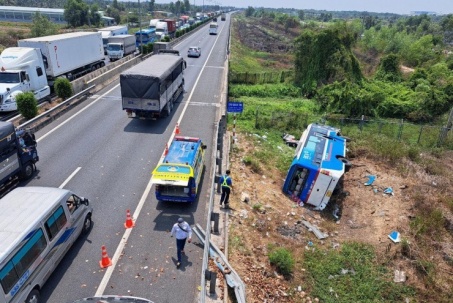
(30, 12, 58, 37)
(184, 0, 190, 13)
(89, 4, 101, 27)
(148, 0, 155, 13)
(298, 10, 305, 20)
(105, 6, 121, 25)
(16, 92, 38, 120)
(245, 6, 255, 17)
(54, 78, 73, 100)
(64, 0, 89, 27)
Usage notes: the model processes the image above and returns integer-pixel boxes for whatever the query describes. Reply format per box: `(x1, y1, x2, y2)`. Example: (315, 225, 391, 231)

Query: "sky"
(154, 0, 453, 15)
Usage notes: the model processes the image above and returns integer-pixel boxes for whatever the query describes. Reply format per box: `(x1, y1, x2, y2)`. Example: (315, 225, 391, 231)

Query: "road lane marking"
(37, 84, 120, 142)
(59, 167, 81, 188)
(96, 24, 225, 296)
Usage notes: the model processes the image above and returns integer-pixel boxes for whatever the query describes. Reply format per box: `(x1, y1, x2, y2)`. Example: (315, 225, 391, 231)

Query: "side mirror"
(82, 198, 90, 206)
(202, 144, 207, 150)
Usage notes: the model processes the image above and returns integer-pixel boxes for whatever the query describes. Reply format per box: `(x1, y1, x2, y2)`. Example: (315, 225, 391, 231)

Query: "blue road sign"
(227, 101, 244, 113)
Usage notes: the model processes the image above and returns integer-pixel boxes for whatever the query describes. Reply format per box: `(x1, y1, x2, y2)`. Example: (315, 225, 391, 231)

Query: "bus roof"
(164, 136, 202, 167)
(152, 137, 202, 184)
(0, 187, 70, 261)
(294, 123, 345, 173)
(135, 28, 156, 34)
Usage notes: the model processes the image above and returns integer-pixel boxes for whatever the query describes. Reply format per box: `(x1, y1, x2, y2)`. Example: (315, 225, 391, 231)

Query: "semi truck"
(97, 25, 128, 54)
(155, 21, 168, 40)
(120, 50, 186, 119)
(106, 34, 136, 61)
(0, 121, 39, 196)
(0, 32, 105, 112)
(0, 47, 51, 112)
(164, 19, 177, 38)
(149, 19, 163, 29)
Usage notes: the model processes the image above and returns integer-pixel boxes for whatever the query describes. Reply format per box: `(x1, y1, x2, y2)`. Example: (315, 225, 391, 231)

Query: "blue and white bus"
(135, 28, 157, 47)
(152, 136, 207, 202)
(282, 123, 351, 210)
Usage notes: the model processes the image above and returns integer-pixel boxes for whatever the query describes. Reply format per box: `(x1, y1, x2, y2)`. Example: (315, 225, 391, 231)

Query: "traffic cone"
(164, 143, 169, 156)
(99, 245, 112, 268)
(175, 123, 180, 135)
(124, 209, 135, 229)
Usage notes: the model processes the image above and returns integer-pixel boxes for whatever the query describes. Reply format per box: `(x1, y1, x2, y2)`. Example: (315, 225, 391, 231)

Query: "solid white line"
(37, 84, 120, 142)
(59, 167, 81, 189)
(95, 175, 155, 296)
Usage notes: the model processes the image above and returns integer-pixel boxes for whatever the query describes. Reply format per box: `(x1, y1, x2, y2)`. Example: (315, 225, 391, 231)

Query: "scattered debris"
(241, 192, 250, 203)
(383, 187, 394, 196)
(282, 133, 298, 147)
(388, 231, 401, 243)
(364, 175, 376, 186)
(394, 270, 407, 283)
(301, 220, 328, 239)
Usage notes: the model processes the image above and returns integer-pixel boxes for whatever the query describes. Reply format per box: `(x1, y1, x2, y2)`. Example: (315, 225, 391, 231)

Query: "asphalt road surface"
(21, 17, 230, 303)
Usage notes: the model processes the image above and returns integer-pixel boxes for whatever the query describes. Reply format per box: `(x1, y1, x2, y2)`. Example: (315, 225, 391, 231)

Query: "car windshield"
(108, 44, 121, 51)
(190, 48, 199, 51)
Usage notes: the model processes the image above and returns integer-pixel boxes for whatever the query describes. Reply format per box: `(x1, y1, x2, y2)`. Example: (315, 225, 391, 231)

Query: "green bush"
(268, 247, 294, 276)
(16, 92, 38, 119)
(54, 77, 73, 100)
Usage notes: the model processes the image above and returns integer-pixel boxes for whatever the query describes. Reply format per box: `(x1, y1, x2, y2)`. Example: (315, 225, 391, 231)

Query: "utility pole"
(139, 0, 143, 53)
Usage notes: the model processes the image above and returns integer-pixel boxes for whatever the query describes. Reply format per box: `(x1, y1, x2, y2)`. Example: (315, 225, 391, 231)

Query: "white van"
(0, 187, 93, 303)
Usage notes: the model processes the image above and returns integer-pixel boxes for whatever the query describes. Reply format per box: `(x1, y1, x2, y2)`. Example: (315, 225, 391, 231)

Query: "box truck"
(97, 25, 128, 54)
(0, 121, 39, 196)
(0, 32, 105, 112)
(120, 50, 186, 119)
(107, 34, 136, 61)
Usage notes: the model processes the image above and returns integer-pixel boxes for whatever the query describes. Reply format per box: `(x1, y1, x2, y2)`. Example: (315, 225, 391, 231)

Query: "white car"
(188, 46, 201, 57)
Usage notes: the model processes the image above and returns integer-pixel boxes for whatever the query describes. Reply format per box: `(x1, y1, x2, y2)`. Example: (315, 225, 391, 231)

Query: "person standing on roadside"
(220, 169, 233, 208)
(170, 218, 192, 267)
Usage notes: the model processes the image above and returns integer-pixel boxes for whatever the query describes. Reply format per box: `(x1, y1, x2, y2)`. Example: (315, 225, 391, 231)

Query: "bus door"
(307, 172, 333, 207)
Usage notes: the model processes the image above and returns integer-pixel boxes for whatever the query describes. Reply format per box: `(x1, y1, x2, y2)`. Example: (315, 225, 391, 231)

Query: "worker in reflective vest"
(219, 169, 232, 208)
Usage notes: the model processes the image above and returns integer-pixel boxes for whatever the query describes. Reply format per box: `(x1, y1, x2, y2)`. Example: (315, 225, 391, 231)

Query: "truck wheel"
(25, 289, 40, 303)
(82, 215, 92, 235)
(21, 163, 34, 180)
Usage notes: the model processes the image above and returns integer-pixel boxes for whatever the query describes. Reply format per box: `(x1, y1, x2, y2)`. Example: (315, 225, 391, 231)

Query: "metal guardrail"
(15, 85, 95, 130)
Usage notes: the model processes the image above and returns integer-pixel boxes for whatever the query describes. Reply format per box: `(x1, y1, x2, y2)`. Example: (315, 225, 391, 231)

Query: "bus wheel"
(82, 215, 92, 234)
(26, 289, 40, 303)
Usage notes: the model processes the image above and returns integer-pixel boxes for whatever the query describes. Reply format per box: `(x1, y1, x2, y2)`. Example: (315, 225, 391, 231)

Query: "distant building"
(0, 5, 66, 23)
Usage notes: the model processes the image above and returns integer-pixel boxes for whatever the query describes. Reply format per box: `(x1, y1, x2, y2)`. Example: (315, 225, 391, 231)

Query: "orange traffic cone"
(99, 245, 112, 268)
(164, 143, 169, 156)
(124, 209, 135, 229)
(175, 123, 180, 135)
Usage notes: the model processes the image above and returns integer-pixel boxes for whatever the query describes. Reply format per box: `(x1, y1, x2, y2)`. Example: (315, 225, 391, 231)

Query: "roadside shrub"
(268, 247, 294, 276)
(54, 78, 73, 100)
(16, 92, 38, 119)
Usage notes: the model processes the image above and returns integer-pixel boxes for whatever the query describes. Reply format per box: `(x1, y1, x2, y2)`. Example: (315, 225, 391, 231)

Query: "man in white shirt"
(170, 217, 192, 267)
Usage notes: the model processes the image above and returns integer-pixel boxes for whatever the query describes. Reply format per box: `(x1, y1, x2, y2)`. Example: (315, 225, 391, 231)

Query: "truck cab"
(0, 47, 51, 112)
(0, 121, 39, 195)
(156, 22, 168, 40)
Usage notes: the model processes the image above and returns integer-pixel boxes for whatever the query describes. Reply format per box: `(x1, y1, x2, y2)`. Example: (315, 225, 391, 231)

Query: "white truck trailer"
(120, 50, 186, 119)
(106, 34, 136, 61)
(18, 32, 105, 83)
(97, 25, 128, 54)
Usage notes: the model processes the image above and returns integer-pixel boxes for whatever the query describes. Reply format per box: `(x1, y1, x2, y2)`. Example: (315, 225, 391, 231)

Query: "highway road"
(22, 18, 230, 303)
